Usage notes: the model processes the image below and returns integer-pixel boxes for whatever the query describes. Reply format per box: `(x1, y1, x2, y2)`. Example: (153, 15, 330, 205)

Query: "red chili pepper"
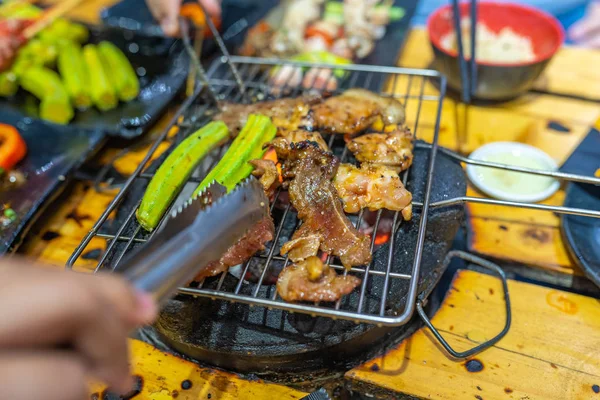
(0, 124, 27, 170)
(305, 25, 335, 46)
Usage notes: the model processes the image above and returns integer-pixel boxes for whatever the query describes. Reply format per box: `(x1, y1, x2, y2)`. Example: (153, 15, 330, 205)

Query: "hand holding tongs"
(118, 178, 268, 307)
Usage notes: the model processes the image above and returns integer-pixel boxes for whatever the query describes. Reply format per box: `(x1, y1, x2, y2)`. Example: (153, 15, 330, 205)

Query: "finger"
(92, 272, 157, 326)
(201, 0, 221, 17)
(73, 285, 133, 394)
(147, 0, 182, 36)
(0, 350, 87, 400)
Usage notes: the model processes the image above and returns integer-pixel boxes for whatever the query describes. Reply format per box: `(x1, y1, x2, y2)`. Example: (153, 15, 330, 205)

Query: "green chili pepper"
(4, 208, 17, 222)
(194, 114, 276, 195)
(136, 121, 229, 232)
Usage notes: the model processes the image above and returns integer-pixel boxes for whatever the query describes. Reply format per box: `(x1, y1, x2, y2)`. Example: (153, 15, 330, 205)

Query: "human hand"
(146, 0, 221, 37)
(568, 1, 600, 48)
(0, 259, 157, 400)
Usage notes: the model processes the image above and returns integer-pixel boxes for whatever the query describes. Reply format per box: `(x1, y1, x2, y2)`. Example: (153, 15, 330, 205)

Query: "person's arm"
(569, 1, 600, 47)
(0, 259, 157, 400)
(146, 0, 221, 36)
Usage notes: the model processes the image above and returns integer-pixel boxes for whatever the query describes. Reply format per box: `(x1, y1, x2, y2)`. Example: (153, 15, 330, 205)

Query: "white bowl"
(466, 142, 561, 203)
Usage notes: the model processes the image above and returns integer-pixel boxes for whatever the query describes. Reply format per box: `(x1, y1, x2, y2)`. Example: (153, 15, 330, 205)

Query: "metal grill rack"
(67, 56, 600, 332)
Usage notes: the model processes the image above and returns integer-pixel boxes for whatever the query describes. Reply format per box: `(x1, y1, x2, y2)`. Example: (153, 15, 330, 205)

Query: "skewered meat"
(278, 141, 372, 267)
(271, 129, 330, 159)
(342, 89, 406, 125)
(277, 256, 361, 302)
(334, 163, 412, 218)
(214, 94, 322, 135)
(311, 94, 380, 136)
(302, 67, 338, 91)
(194, 215, 275, 280)
(347, 128, 414, 171)
(250, 159, 280, 196)
(270, 65, 303, 89)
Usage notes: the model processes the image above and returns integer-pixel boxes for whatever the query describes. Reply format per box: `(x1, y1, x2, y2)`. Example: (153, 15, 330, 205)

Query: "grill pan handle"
(416, 250, 511, 359)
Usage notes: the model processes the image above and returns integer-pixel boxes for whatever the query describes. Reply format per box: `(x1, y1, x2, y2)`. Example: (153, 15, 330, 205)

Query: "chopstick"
(22, 0, 85, 39)
(451, 0, 478, 103)
(469, 0, 478, 99)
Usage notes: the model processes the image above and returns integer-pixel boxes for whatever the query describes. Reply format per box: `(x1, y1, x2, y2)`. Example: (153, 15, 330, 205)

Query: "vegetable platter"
(0, 109, 104, 254)
(0, 2, 189, 138)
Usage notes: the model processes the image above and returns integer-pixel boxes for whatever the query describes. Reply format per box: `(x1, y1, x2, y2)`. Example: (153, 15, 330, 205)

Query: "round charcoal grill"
(146, 144, 466, 382)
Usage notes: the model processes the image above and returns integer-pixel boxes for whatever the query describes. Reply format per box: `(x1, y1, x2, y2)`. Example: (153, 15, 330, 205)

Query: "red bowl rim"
(426, 1, 565, 67)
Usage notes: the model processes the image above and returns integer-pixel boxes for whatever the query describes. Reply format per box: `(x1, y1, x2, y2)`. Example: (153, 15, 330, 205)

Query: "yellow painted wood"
(466, 186, 576, 275)
(346, 269, 600, 399)
(89, 339, 307, 399)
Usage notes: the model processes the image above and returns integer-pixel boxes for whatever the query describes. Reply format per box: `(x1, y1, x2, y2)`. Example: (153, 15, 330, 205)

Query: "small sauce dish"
(466, 142, 560, 203)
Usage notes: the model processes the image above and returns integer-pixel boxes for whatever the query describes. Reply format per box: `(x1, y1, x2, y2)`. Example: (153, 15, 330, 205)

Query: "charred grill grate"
(67, 57, 600, 329)
(68, 57, 445, 327)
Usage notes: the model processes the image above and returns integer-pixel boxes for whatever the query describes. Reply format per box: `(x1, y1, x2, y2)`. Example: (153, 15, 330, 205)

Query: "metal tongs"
(118, 177, 269, 307)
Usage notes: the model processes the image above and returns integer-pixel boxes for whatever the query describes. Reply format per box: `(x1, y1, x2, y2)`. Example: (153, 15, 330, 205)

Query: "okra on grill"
(136, 121, 230, 232)
(195, 114, 277, 195)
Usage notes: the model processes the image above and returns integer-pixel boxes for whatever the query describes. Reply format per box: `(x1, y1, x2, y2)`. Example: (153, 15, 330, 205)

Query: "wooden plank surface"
(90, 339, 308, 399)
(346, 269, 600, 399)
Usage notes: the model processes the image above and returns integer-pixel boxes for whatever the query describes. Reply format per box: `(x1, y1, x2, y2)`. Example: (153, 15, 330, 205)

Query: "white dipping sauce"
(477, 152, 555, 195)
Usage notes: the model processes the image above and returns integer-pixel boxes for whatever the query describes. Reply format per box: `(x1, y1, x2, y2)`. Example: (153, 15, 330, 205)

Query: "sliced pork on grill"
(250, 159, 280, 196)
(277, 141, 372, 268)
(194, 214, 275, 281)
(270, 129, 330, 160)
(334, 163, 412, 219)
(214, 94, 322, 135)
(310, 89, 406, 135)
(347, 128, 414, 172)
(342, 89, 406, 126)
(277, 256, 361, 302)
(310, 94, 380, 136)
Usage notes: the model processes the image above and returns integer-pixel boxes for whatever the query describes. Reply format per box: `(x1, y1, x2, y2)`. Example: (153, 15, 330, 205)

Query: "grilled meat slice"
(334, 163, 412, 218)
(278, 141, 372, 268)
(347, 128, 414, 172)
(250, 159, 280, 196)
(270, 129, 330, 160)
(194, 214, 275, 280)
(342, 89, 406, 125)
(277, 256, 361, 302)
(214, 94, 322, 135)
(310, 94, 380, 136)
(310, 89, 406, 135)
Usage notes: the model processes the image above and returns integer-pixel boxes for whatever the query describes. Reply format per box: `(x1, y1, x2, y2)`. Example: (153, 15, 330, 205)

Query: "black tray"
(0, 24, 188, 139)
(101, 0, 418, 68)
(560, 128, 600, 287)
(0, 110, 105, 254)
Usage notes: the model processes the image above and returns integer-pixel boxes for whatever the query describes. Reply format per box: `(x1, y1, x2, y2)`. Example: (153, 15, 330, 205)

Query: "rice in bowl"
(440, 17, 536, 64)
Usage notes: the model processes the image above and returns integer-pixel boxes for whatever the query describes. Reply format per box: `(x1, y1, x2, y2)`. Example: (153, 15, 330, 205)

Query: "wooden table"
(21, 2, 600, 399)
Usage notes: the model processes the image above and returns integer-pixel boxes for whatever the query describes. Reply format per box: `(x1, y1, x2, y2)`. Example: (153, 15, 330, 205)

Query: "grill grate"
(67, 57, 600, 328)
